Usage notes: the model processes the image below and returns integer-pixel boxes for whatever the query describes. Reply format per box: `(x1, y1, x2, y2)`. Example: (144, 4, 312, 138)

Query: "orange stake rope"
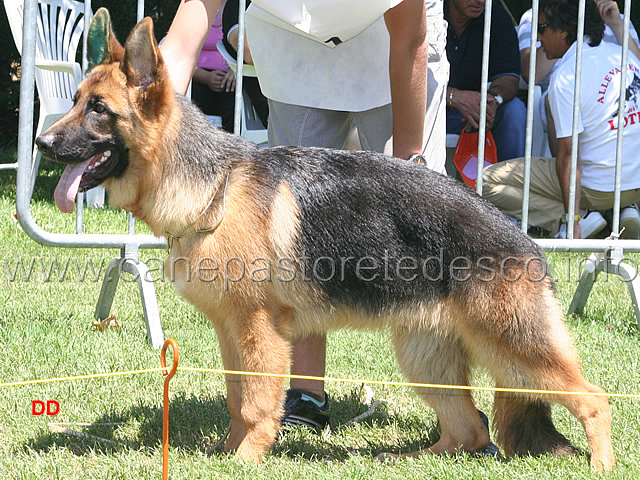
(161, 338, 179, 480)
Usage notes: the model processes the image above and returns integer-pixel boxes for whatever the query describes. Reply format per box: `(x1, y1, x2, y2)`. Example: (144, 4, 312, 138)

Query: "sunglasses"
(538, 22, 549, 32)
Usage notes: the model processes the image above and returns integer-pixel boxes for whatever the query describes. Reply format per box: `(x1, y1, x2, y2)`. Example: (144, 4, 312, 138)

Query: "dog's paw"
(592, 453, 616, 472)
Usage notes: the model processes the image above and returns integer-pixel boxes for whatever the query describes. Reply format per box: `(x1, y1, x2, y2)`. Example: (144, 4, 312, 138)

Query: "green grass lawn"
(1, 163, 640, 479)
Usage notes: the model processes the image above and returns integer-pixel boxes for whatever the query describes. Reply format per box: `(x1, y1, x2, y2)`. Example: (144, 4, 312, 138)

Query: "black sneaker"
(281, 389, 330, 431)
(475, 410, 500, 457)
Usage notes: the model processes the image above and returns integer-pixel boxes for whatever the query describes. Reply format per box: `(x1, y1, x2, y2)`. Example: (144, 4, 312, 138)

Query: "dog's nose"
(35, 133, 56, 155)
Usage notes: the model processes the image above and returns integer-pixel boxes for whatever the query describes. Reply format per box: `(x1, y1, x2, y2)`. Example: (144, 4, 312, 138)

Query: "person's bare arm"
(160, 0, 221, 95)
(520, 46, 557, 85)
(596, 0, 640, 59)
(384, 0, 428, 159)
(555, 136, 582, 238)
(193, 67, 235, 92)
(228, 27, 254, 64)
(487, 74, 519, 103)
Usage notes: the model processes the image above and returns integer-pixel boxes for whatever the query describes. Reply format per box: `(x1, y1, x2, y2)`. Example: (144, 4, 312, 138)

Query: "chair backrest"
(216, 39, 258, 78)
(4, 0, 88, 111)
(216, 40, 267, 143)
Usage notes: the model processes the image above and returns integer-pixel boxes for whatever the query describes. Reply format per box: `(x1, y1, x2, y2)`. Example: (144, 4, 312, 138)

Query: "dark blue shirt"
(445, 1, 520, 92)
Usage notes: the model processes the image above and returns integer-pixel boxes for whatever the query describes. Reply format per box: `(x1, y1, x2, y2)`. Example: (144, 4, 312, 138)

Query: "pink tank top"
(196, 10, 229, 72)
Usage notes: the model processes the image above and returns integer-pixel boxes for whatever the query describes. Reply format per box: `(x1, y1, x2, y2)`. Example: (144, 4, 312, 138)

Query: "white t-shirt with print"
(548, 40, 640, 191)
(518, 9, 639, 91)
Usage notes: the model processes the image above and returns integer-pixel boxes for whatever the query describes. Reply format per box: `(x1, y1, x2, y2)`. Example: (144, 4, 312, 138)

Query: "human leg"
(190, 79, 236, 132)
(289, 335, 327, 400)
(581, 187, 640, 238)
(282, 335, 330, 431)
(351, 104, 393, 154)
(353, 46, 448, 175)
(215, 89, 237, 133)
(580, 187, 640, 212)
(491, 97, 526, 161)
(446, 109, 468, 136)
(267, 100, 352, 410)
(482, 156, 566, 232)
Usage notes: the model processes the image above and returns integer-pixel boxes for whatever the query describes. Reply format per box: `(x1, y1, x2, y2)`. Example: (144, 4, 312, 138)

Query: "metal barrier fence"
(475, 0, 640, 324)
(15, 0, 166, 347)
(12, 0, 640, 347)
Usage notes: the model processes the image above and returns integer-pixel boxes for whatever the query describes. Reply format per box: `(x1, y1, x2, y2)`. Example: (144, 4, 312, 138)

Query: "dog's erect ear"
(87, 8, 124, 71)
(121, 17, 163, 90)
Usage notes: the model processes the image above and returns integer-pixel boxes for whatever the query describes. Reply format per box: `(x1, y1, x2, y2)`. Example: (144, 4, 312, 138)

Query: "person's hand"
(594, 0, 640, 60)
(205, 69, 230, 92)
(595, 0, 622, 29)
(451, 90, 496, 130)
(220, 69, 236, 92)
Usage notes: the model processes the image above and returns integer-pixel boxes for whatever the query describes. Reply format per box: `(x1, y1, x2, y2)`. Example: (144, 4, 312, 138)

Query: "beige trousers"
(482, 157, 640, 233)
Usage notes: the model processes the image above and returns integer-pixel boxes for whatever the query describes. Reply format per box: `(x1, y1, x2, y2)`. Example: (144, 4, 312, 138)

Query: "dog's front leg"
(214, 323, 247, 453)
(222, 305, 292, 463)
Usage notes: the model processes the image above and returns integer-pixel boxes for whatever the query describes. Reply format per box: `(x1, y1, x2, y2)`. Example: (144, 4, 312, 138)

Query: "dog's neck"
(133, 167, 230, 239)
(165, 172, 230, 249)
(113, 96, 258, 239)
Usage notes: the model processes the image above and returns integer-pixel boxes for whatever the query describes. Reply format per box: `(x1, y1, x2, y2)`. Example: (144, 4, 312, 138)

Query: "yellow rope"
(0, 368, 166, 387)
(2, 365, 639, 399)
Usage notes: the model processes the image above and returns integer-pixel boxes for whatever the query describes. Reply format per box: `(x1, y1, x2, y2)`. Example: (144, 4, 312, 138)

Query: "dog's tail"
(493, 394, 579, 457)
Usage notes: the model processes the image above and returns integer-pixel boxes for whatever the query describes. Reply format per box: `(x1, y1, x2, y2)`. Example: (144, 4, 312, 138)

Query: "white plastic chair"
(4, 0, 105, 205)
(216, 40, 268, 145)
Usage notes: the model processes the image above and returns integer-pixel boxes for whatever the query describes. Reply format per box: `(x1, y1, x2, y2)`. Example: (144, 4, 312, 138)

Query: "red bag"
(452, 129, 498, 189)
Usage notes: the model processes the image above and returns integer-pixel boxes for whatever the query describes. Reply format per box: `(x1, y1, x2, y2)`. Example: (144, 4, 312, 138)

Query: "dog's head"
(36, 8, 172, 213)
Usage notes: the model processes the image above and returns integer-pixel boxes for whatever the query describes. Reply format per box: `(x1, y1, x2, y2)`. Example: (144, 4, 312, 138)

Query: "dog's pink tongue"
(54, 159, 92, 213)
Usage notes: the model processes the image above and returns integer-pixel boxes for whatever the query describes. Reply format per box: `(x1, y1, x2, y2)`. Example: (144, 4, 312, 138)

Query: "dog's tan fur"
(36, 10, 615, 471)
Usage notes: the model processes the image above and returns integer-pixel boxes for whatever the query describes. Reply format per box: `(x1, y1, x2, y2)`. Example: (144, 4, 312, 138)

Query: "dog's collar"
(166, 173, 230, 250)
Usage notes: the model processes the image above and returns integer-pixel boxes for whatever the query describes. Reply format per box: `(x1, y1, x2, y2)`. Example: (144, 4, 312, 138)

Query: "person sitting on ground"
(445, 0, 526, 162)
(191, 3, 237, 132)
(518, 0, 640, 155)
(482, 0, 640, 240)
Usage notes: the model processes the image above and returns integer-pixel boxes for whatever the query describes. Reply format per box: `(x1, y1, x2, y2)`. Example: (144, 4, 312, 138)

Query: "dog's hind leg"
(390, 328, 491, 455)
(550, 382, 614, 472)
(460, 281, 615, 471)
(492, 383, 614, 471)
(489, 355, 614, 471)
(215, 304, 293, 463)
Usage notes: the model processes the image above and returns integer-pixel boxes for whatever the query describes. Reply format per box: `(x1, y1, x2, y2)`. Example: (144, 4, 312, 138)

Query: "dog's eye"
(94, 103, 107, 114)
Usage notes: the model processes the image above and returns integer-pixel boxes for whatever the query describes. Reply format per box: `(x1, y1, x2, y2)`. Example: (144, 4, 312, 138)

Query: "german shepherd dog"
(36, 9, 614, 471)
